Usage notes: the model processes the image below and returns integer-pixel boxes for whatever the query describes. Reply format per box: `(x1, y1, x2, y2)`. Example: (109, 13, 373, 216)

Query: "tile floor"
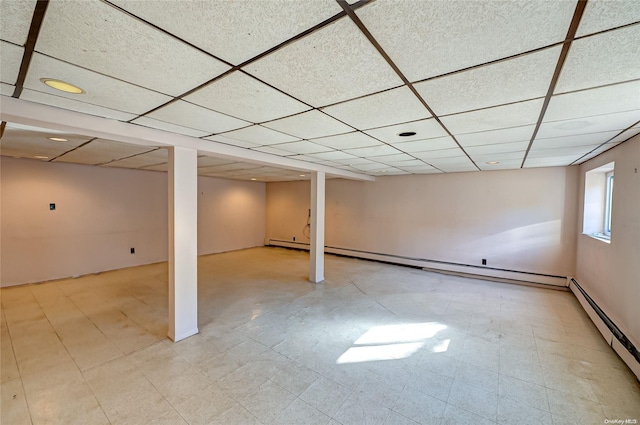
(1, 247, 639, 425)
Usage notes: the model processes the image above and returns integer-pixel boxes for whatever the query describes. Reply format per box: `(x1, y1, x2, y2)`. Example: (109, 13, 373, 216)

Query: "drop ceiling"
(0, 0, 639, 182)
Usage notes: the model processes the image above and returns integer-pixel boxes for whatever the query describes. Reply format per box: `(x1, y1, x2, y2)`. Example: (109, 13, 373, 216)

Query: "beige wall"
(0, 157, 265, 286)
(267, 166, 579, 277)
(576, 135, 640, 346)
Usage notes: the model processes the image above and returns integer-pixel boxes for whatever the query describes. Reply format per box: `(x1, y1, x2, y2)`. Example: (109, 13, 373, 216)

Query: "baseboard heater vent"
(571, 278, 640, 365)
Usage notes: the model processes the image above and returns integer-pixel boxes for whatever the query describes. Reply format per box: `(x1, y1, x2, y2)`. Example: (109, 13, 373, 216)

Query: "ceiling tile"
(130, 116, 210, 138)
(523, 155, 583, 168)
(367, 153, 415, 164)
(218, 125, 299, 146)
(200, 162, 260, 172)
(363, 118, 448, 143)
(531, 130, 620, 150)
(0, 0, 35, 45)
(1, 83, 14, 96)
(396, 165, 440, 174)
(441, 99, 544, 135)
(197, 156, 235, 168)
(0, 41, 23, 85)
(321, 86, 431, 130)
(412, 148, 467, 161)
(102, 149, 168, 169)
(343, 144, 403, 157)
(310, 132, 382, 150)
(0, 128, 91, 160)
(251, 146, 294, 157)
(204, 134, 260, 149)
(527, 145, 600, 159)
(262, 110, 352, 139)
(455, 125, 536, 148)
(110, 0, 341, 65)
(576, 1, 640, 37)
(305, 151, 359, 161)
(356, 0, 575, 81)
(147, 100, 250, 134)
(415, 46, 559, 116)
(331, 157, 378, 166)
(140, 162, 168, 172)
(383, 159, 425, 167)
(478, 159, 526, 171)
(391, 136, 458, 153)
(24, 54, 171, 115)
(538, 110, 640, 139)
(555, 25, 640, 93)
(350, 162, 389, 171)
(54, 139, 154, 165)
(545, 80, 640, 121)
(244, 17, 403, 107)
(36, 0, 229, 96)
(608, 127, 640, 144)
(467, 150, 525, 163)
(269, 141, 331, 155)
(184, 71, 310, 123)
(20, 89, 138, 121)
(465, 141, 530, 155)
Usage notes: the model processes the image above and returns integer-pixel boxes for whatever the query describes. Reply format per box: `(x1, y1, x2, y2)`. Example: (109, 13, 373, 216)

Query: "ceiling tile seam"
(97, 147, 162, 166)
(101, 0, 234, 68)
(11, 0, 49, 99)
(48, 137, 97, 162)
(520, 0, 588, 168)
(553, 77, 640, 97)
(200, 124, 255, 140)
(23, 85, 143, 117)
(437, 96, 547, 119)
(336, 0, 480, 171)
(573, 20, 640, 41)
(569, 118, 640, 166)
(318, 83, 406, 109)
(130, 7, 354, 123)
(0, 121, 6, 139)
(409, 42, 565, 86)
(139, 161, 168, 169)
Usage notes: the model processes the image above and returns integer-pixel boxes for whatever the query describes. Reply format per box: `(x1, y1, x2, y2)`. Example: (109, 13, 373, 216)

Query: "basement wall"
(0, 157, 266, 286)
(266, 166, 579, 281)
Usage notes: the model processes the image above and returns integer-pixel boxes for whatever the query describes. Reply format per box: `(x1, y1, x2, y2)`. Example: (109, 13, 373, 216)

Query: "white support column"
(310, 171, 325, 283)
(168, 147, 198, 342)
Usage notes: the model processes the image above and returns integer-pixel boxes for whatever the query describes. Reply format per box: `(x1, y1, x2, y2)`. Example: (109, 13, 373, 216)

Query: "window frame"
(603, 171, 614, 237)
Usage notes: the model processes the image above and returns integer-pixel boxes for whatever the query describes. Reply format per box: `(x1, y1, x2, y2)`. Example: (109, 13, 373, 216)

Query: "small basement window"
(583, 162, 614, 242)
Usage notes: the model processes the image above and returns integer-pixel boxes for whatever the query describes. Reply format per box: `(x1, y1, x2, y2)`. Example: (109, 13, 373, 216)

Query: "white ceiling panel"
(527, 145, 601, 158)
(396, 164, 440, 172)
(20, 89, 138, 122)
(465, 141, 530, 156)
(331, 157, 378, 166)
(198, 162, 260, 172)
(251, 146, 295, 157)
(197, 156, 235, 168)
(523, 155, 584, 168)
(391, 136, 458, 153)
(305, 151, 359, 161)
(478, 160, 526, 171)
(0, 41, 24, 85)
(0, 0, 35, 45)
(538, 110, 640, 139)
(350, 162, 389, 172)
(262, 110, 352, 139)
(356, 0, 576, 82)
(1, 83, 14, 96)
(140, 162, 168, 172)
(0, 129, 91, 160)
(343, 144, 403, 158)
(54, 139, 154, 165)
(147, 101, 250, 135)
(545, 81, 640, 122)
(130, 116, 210, 138)
(110, 0, 341, 65)
(36, 0, 229, 96)
(204, 134, 260, 149)
(577, 1, 640, 37)
(468, 151, 526, 163)
(24, 54, 171, 115)
(415, 46, 559, 116)
(321, 86, 431, 130)
(364, 118, 448, 143)
(555, 25, 640, 93)
(269, 141, 331, 155)
(455, 125, 536, 148)
(608, 127, 640, 144)
(531, 130, 621, 150)
(412, 148, 467, 161)
(366, 153, 415, 164)
(245, 17, 403, 107)
(441, 99, 544, 135)
(310, 132, 382, 150)
(184, 71, 310, 123)
(219, 125, 299, 146)
(383, 159, 425, 167)
(102, 149, 168, 169)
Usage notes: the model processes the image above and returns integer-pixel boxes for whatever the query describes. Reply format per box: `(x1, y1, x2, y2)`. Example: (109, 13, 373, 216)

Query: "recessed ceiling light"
(40, 78, 85, 94)
(398, 131, 417, 137)
(251, 178, 257, 181)
(486, 161, 500, 165)
(48, 137, 68, 142)
(299, 174, 306, 177)
(34, 155, 49, 159)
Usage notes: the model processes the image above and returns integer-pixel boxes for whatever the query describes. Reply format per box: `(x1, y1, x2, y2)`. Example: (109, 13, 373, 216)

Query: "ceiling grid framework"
(1, 0, 639, 181)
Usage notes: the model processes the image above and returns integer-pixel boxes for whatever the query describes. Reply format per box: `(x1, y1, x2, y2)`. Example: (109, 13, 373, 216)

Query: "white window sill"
(585, 233, 611, 243)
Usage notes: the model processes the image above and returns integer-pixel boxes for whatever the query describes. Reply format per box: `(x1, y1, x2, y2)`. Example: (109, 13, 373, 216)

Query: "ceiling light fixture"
(486, 161, 500, 165)
(48, 137, 68, 142)
(299, 174, 306, 177)
(398, 131, 417, 137)
(251, 178, 257, 181)
(34, 155, 49, 159)
(40, 78, 85, 94)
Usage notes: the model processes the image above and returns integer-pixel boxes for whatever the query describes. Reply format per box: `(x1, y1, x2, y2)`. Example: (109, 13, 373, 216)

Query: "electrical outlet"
(482, 259, 487, 265)
(130, 248, 135, 254)
(49, 203, 55, 210)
